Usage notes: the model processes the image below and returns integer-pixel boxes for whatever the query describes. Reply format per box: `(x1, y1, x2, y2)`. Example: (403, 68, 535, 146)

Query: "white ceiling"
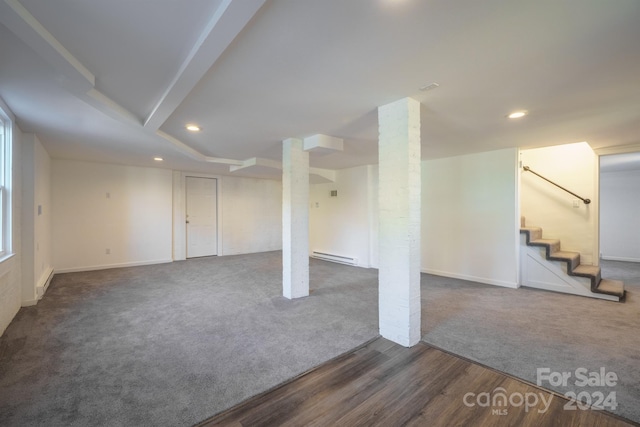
(1, 0, 639, 180)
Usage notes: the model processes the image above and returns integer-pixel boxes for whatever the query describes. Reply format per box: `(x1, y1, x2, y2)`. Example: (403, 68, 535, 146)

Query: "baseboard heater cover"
(311, 251, 357, 266)
(37, 268, 55, 300)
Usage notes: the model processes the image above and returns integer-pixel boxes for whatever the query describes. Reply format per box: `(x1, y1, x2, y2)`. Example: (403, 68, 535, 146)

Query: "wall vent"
(311, 251, 357, 266)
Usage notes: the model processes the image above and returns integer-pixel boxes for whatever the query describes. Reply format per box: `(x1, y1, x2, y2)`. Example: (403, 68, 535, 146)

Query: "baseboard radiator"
(311, 251, 357, 266)
(37, 268, 55, 300)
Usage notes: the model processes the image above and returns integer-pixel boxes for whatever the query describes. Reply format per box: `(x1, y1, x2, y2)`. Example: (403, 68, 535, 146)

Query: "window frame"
(0, 104, 13, 259)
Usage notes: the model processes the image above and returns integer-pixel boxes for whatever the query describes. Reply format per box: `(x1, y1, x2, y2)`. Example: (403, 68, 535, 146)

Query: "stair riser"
(550, 256, 579, 271)
(520, 227, 624, 300)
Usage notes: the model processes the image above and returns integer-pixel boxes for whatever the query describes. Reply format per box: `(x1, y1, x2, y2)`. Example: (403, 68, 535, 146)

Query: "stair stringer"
(520, 235, 619, 302)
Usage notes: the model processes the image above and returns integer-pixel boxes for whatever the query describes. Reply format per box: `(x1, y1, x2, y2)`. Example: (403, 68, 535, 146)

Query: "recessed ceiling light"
(186, 124, 201, 131)
(507, 111, 527, 119)
(154, 157, 164, 162)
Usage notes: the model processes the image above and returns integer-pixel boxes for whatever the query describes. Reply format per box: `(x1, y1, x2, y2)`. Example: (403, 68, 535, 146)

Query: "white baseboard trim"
(21, 299, 38, 307)
(55, 259, 173, 274)
(601, 256, 640, 263)
(421, 268, 519, 289)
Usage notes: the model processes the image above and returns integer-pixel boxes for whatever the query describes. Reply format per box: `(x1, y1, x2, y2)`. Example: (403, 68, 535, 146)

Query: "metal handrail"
(522, 166, 591, 204)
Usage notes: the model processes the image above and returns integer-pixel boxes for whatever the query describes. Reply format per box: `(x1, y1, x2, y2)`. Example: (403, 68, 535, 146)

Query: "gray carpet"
(1, 253, 639, 425)
(0, 253, 379, 426)
(421, 259, 640, 424)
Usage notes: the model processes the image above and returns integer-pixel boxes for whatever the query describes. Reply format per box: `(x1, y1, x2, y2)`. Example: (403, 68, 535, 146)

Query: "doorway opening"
(599, 152, 640, 264)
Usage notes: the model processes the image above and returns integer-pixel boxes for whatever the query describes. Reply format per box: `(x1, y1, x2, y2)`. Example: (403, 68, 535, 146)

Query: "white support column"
(378, 97, 421, 347)
(282, 138, 309, 299)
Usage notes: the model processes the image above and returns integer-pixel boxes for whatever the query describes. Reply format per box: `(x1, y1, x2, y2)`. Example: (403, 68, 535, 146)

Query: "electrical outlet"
(572, 199, 580, 208)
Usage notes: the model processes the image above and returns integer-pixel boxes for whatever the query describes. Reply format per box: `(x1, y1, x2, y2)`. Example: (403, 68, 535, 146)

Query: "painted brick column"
(282, 138, 309, 299)
(378, 97, 421, 347)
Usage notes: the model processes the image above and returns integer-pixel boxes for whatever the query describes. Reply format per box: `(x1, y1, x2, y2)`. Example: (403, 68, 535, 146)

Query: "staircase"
(520, 220, 625, 302)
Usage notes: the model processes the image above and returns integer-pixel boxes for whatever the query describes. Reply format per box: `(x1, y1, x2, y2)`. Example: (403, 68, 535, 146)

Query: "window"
(0, 105, 12, 257)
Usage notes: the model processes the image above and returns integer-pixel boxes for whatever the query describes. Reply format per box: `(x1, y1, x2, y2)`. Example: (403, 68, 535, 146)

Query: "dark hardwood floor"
(197, 337, 636, 427)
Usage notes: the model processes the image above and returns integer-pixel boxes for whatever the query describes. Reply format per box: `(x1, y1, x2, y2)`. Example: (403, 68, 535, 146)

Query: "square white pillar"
(282, 138, 309, 299)
(378, 97, 421, 347)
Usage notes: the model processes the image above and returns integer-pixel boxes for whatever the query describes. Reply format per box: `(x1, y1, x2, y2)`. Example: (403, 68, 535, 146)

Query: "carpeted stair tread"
(530, 238, 559, 245)
(572, 265, 600, 277)
(520, 227, 542, 241)
(549, 251, 580, 270)
(529, 238, 561, 253)
(522, 222, 624, 302)
(549, 251, 580, 261)
(596, 279, 625, 298)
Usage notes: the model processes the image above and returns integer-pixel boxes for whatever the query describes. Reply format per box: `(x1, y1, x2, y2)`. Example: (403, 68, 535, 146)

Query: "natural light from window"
(0, 106, 12, 258)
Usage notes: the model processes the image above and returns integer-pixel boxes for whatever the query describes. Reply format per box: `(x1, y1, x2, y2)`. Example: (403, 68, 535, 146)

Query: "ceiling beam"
(0, 0, 340, 179)
(0, 0, 262, 167)
(230, 157, 282, 172)
(85, 89, 141, 125)
(156, 130, 243, 166)
(229, 158, 337, 183)
(304, 134, 344, 154)
(0, 0, 140, 126)
(0, 0, 94, 93)
(309, 167, 336, 183)
(0, 0, 144, 128)
(143, 0, 268, 131)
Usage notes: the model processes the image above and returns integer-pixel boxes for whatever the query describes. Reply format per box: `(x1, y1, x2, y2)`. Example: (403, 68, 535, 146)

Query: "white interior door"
(186, 177, 218, 258)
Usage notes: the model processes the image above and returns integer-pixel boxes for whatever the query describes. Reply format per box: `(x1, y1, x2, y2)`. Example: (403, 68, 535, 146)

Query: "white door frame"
(594, 144, 640, 266)
(172, 172, 223, 261)
(185, 176, 218, 258)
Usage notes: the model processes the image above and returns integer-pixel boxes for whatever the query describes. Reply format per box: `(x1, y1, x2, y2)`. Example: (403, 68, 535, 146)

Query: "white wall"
(422, 148, 520, 288)
(309, 165, 376, 268)
(172, 173, 282, 259)
(0, 99, 22, 336)
(310, 151, 519, 288)
(520, 142, 598, 265)
(52, 160, 173, 272)
(34, 139, 51, 291)
(21, 134, 52, 304)
(220, 175, 282, 255)
(600, 169, 640, 262)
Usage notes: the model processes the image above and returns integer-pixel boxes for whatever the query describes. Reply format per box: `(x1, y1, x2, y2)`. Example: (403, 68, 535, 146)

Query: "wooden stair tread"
(596, 279, 625, 298)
